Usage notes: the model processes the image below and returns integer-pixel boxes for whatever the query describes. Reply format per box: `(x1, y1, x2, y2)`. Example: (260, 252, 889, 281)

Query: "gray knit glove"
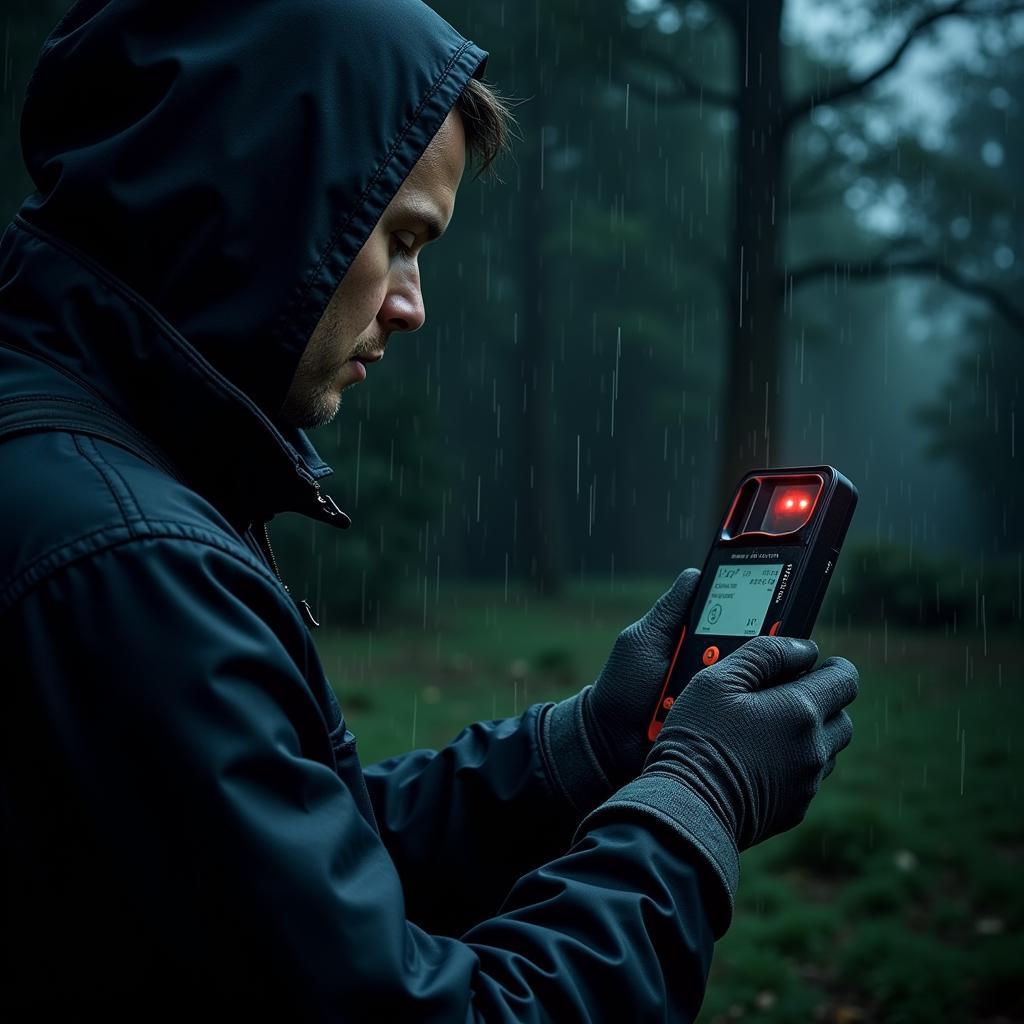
(538, 569, 702, 814)
(574, 635, 858, 938)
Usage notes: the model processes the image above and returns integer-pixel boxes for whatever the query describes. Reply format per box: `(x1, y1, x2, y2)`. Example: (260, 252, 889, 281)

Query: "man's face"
(278, 108, 466, 429)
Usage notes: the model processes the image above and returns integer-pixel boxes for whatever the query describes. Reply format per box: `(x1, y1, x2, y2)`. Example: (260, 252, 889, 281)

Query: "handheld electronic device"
(648, 464, 858, 741)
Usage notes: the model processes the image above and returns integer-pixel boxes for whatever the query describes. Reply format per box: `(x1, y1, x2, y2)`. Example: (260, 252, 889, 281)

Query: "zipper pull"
(294, 462, 352, 527)
(312, 480, 352, 527)
(258, 522, 320, 630)
(298, 599, 321, 629)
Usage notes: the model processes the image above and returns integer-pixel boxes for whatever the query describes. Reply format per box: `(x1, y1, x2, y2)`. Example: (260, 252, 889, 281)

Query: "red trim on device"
(725, 472, 825, 540)
(647, 624, 687, 742)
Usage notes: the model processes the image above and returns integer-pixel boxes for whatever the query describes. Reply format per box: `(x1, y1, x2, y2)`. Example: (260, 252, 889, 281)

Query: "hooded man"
(0, 1, 859, 1019)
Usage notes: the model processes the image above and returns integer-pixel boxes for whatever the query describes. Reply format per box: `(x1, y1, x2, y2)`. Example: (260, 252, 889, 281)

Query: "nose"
(379, 265, 426, 334)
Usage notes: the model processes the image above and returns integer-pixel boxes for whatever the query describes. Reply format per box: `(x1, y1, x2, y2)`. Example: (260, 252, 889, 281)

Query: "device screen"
(693, 562, 784, 636)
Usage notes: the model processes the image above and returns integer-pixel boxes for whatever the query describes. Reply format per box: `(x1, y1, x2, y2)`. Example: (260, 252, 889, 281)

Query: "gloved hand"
(573, 634, 858, 938)
(538, 568, 702, 814)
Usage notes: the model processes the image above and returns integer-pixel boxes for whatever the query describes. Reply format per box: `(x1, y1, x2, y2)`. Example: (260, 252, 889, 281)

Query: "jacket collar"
(0, 217, 350, 535)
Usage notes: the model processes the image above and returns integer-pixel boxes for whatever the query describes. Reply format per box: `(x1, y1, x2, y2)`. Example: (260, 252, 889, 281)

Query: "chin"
(316, 390, 342, 426)
(284, 393, 337, 431)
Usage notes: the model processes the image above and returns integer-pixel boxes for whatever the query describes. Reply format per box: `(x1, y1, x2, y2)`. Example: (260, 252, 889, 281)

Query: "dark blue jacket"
(0, 1, 718, 1018)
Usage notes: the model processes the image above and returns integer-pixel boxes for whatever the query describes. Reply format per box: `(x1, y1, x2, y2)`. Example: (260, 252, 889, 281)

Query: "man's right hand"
(643, 635, 858, 856)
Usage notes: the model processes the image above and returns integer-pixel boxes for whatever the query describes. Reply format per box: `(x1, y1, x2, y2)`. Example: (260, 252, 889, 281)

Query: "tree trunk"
(517, 84, 565, 597)
(717, 0, 787, 516)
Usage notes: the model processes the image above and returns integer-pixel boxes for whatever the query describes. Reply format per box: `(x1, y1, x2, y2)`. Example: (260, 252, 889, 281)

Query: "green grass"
(314, 576, 646, 757)
(311, 577, 1024, 1024)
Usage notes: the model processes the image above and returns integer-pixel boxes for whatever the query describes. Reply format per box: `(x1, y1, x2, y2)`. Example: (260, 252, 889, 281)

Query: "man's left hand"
(538, 568, 702, 815)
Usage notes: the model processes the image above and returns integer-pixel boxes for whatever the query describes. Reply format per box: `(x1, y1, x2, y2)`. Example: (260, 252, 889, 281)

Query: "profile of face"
(277, 107, 467, 430)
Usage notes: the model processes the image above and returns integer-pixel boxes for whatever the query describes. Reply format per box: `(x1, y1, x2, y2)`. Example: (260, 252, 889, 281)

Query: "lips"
(345, 349, 382, 384)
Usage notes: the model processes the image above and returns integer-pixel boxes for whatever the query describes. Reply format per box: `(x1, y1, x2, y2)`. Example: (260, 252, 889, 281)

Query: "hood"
(0, 0, 486, 530)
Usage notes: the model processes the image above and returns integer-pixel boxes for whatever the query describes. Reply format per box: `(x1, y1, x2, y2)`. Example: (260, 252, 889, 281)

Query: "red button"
(769, 620, 782, 636)
(702, 646, 720, 666)
(662, 697, 675, 710)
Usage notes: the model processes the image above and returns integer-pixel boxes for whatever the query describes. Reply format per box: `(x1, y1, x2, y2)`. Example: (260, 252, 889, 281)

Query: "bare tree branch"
(623, 46, 737, 110)
(782, 253, 1024, 336)
(784, 2, 1024, 130)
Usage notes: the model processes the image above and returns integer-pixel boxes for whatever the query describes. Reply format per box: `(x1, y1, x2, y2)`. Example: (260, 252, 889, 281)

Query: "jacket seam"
(0, 521, 120, 603)
(0, 522, 291, 619)
(73, 433, 146, 537)
(0, 390, 186, 486)
(0, 340, 116, 407)
(87, 434, 159, 529)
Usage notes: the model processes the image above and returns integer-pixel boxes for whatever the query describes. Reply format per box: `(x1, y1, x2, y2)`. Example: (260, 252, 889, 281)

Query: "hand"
(539, 569, 702, 814)
(570, 634, 859, 939)
(650, 635, 858, 851)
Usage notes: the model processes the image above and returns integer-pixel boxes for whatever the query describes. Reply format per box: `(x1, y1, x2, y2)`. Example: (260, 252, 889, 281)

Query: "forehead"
(392, 108, 466, 217)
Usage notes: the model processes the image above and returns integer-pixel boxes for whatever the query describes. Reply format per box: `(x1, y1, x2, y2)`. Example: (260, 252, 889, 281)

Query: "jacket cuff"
(571, 773, 739, 940)
(537, 690, 613, 818)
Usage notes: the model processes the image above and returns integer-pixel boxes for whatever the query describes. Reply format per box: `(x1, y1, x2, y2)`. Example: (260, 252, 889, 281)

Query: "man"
(0, 1, 859, 1019)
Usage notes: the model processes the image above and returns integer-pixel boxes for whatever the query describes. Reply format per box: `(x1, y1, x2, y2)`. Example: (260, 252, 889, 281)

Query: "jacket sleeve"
(11, 533, 720, 1021)
(361, 705, 586, 938)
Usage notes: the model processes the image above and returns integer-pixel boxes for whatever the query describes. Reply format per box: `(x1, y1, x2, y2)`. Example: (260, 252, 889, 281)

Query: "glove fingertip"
(666, 567, 700, 596)
(788, 637, 818, 660)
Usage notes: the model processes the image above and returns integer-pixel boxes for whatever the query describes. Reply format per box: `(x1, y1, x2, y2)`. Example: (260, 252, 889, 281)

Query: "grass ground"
(312, 578, 1023, 1023)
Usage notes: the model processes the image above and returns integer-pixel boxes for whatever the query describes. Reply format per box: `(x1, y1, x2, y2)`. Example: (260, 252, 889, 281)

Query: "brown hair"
(454, 76, 519, 182)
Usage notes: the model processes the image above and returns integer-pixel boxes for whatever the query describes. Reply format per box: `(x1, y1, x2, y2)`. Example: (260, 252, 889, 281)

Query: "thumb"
(701, 634, 819, 694)
(635, 568, 701, 648)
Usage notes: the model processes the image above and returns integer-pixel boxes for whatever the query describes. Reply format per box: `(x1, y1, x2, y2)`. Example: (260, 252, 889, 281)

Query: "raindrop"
(960, 728, 966, 797)
(354, 421, 362, 506)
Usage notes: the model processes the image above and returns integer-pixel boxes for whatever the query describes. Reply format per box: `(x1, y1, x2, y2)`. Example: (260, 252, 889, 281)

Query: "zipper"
(257, 521, 321, 630)
(250, 461, 349, 630)
(260, 521, 288, 593)
(295, 462, 352, 527)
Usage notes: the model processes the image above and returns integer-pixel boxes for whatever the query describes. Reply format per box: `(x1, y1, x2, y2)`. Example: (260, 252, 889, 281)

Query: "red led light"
(776, 489, 813, 515)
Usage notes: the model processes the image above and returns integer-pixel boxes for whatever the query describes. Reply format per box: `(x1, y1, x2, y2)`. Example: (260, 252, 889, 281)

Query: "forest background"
(3, 3, 1022, 1021)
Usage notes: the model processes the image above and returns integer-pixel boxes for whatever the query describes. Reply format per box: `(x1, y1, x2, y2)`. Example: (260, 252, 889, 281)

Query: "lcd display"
(693, 563, 785, 636)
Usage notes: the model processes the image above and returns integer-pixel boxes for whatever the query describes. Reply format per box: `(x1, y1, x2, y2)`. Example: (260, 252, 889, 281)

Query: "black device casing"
(648, 464, 858, 741)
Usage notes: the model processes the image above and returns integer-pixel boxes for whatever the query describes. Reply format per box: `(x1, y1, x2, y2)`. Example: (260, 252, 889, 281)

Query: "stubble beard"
(279, 352, 345, 431)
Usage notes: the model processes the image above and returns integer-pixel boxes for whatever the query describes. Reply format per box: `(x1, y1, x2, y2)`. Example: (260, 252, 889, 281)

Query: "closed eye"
(392, 231, 417, 258)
